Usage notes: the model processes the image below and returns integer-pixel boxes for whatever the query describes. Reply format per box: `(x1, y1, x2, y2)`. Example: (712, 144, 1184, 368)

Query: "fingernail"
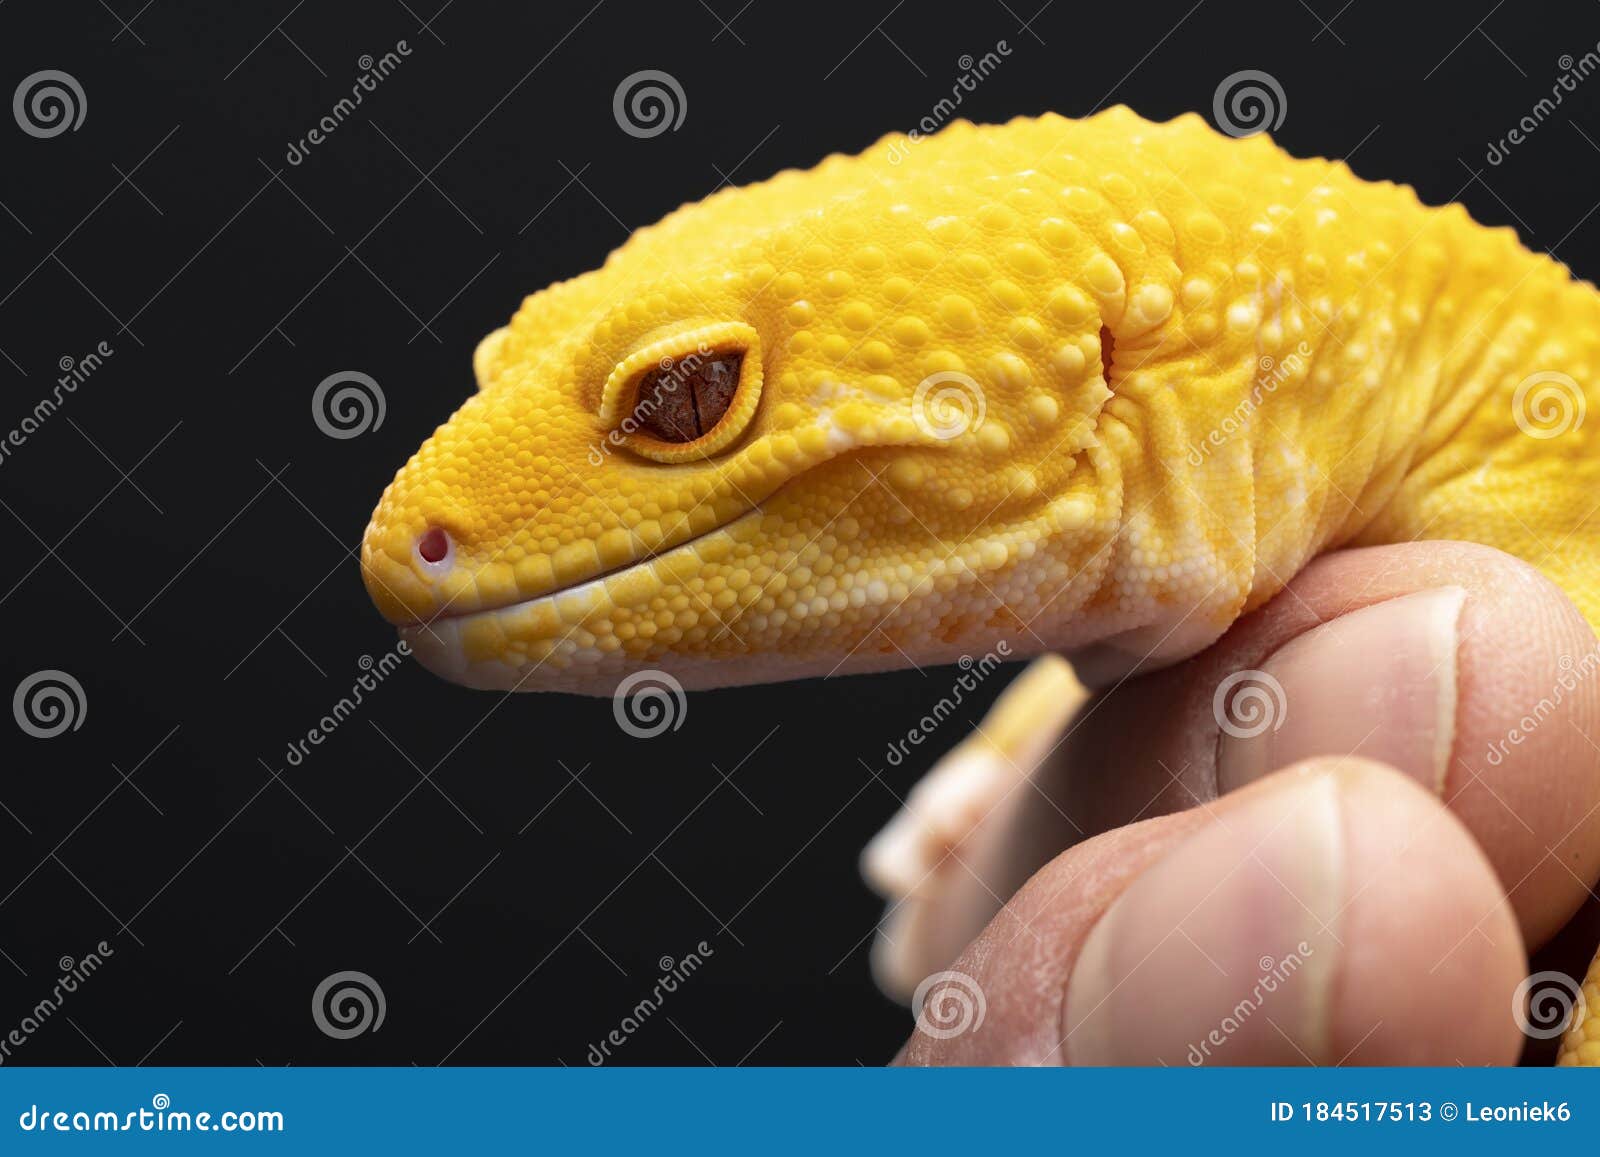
(1063, 766, 1345, 1065)
(1216, 587, 1466, 795)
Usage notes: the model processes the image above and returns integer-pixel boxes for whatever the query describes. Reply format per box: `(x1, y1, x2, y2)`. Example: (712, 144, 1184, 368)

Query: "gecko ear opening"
(598, 321, 764, 463)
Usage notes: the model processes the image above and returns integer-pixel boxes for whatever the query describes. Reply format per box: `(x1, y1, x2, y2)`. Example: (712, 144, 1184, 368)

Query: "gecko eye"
(598, 321, 764, 463)
(632, 352, 744, 443)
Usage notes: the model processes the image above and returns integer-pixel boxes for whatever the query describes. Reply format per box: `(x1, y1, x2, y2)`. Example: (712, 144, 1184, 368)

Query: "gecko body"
(358, 108, 1600, 1062)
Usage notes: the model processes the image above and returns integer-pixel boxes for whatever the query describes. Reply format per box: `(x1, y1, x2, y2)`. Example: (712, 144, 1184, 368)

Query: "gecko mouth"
(398, 508, 765, 691)
(413, 508, 763, 627)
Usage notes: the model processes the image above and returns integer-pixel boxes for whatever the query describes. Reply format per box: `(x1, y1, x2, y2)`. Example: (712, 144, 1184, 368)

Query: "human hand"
(871, 542, 1600, 1065)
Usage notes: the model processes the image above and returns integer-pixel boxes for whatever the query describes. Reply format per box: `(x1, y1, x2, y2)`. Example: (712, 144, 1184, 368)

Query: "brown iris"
(630, 351, 744, 443)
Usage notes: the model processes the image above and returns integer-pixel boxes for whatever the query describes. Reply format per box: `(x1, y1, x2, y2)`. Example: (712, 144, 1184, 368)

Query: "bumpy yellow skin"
(1558, 950, 1600, 1065)
(363, 108, 1600, 1052)
(362, 107, 1600, 694)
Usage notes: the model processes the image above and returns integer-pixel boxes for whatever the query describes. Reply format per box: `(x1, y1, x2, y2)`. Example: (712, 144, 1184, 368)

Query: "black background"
(2, 0, 1598, 1065)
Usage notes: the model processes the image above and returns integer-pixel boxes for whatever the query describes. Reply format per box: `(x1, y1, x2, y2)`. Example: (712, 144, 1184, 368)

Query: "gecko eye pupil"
(632, 352, 744, 443)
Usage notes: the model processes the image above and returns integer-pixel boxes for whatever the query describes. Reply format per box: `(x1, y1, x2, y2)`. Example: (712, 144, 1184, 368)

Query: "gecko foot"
(861, 654, 1088, 1000)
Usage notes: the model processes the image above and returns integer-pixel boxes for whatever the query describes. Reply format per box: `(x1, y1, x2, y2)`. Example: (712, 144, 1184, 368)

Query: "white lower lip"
(398, 509, 764, 691)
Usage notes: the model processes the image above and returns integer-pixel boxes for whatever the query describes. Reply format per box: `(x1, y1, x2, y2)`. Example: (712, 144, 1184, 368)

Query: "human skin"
(894, 542, 1599, 1065)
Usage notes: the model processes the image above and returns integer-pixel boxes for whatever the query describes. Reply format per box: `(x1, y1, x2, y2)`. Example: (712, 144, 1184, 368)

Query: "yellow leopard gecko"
(357, 108, 1600, 1062)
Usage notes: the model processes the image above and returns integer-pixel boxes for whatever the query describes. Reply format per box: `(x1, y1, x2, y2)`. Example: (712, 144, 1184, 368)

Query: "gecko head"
(360, 123, 1114, 693)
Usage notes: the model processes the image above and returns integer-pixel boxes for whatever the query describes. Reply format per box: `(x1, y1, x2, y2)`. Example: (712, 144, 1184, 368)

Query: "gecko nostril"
(415, 526, 451, 567)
